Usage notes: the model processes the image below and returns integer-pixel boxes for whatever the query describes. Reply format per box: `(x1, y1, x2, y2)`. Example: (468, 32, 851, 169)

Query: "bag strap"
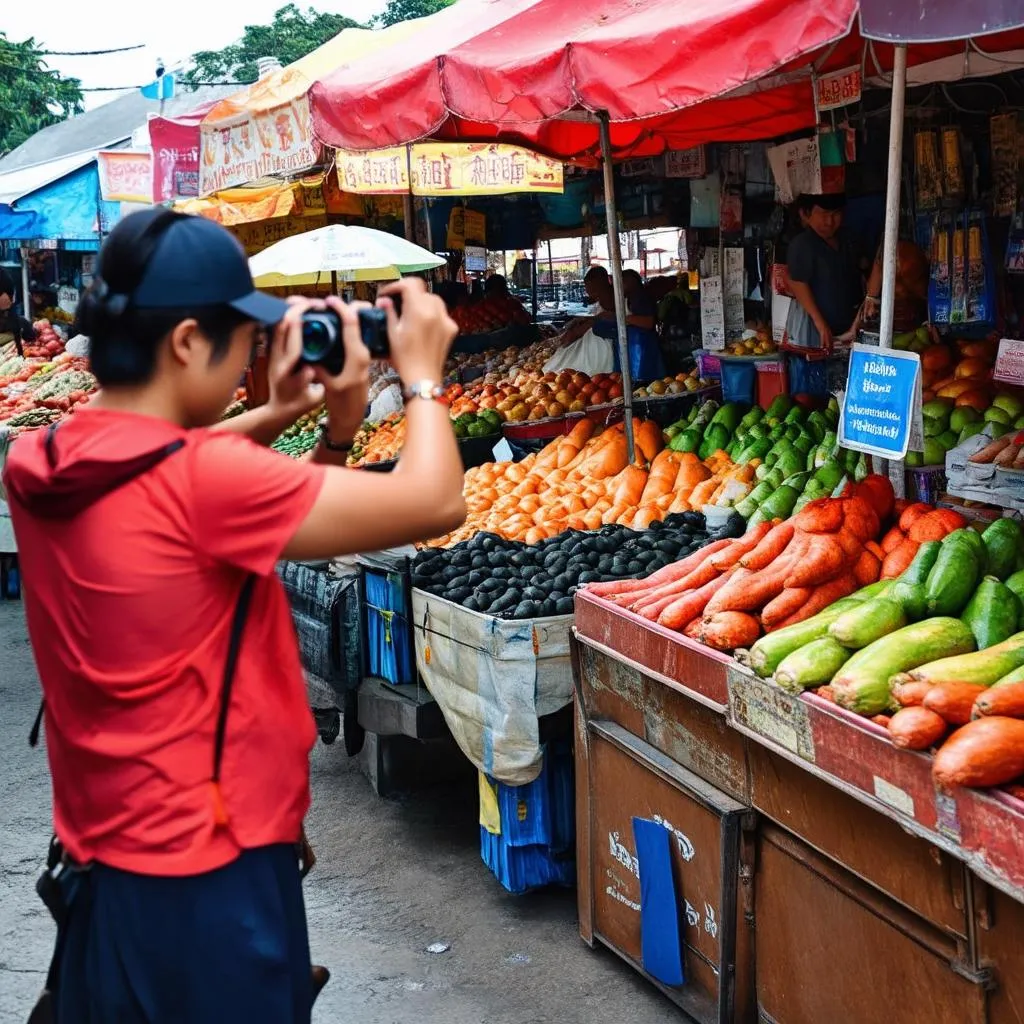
(209, 575, 256, 826)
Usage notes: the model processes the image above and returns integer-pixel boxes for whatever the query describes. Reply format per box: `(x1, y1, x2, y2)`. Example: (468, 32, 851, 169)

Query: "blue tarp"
(6, 163, 120, 244)
(0, 205, 46, 240)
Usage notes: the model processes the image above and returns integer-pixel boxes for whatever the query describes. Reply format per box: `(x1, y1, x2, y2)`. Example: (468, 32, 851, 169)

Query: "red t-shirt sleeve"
(189, 433, 326, 575)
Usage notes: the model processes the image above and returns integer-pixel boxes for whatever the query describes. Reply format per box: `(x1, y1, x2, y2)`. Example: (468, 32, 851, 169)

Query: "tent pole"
(599, 111, 635, 464)
(403, 146, 415, 242)
(880, 44, 908, 497)
(20, 250, 30, 319)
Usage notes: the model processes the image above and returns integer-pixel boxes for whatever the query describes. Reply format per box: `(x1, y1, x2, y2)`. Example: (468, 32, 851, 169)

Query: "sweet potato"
(784, 534, 847, 589)
(768, 574, 858, 630)
(898, 502, 934, 531)
(637, 591, 693, 622)
(739, 521, 796, 570)
(969, 435, 1015, 464)
(658, 571, 736, 631)
(709, 521, 774, 571)
(853, 547, 882, 587)
(890, 678, 932, 707)
(840, 496, 880, 543)
(871, 714, 893, 728)
(682, 617, 703, 640)
(881, 526, 906, 555)
(704, 559, 793, 616)
(923, 682, 988, 726)
(790, 499, 845, 535)
(881, 536, 920, 579)
(699, 611, 761, 651)
(908, 508, 966, 542)
(933, 717, 1024, 788)
(888, 706, 948, 750)
(817, 685, 837, 703)
(973, 680, 1024, 720)
(630, 556, 728, 613)
(761, 587, 813, 629)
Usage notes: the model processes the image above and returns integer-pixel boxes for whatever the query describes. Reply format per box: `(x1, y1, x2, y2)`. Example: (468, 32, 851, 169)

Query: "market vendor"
(619, 269, 656, 331)
(557, 266, 615, 347)
(785, 193, 865, 351)
(483, 273, 529, 318)
(0, 269, 35, 358)
(862, 238, 929, 331)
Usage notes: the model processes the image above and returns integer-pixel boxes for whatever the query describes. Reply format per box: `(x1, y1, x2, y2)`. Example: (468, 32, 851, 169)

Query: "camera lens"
(301, 316, 335, 362)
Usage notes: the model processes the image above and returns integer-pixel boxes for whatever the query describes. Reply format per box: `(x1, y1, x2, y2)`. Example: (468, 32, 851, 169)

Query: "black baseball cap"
(131, 213, 288, 324)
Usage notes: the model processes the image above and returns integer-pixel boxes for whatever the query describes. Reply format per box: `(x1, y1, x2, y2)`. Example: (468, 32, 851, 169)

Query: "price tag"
(699, 275, 726, 352)
(994, 338, 1024, 385)
(492, 438, 513, 462)
(839, 343, 921, 460)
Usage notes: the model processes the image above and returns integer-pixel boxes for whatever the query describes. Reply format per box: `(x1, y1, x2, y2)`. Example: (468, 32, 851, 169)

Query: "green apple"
(950, 407, 982, 433)
(984, 406, 1012, 425)
(923, 438, 947, 464)
(937, 430, 959, 451)
(992, 394, 1024, 419)
(959, 422, 985, 443)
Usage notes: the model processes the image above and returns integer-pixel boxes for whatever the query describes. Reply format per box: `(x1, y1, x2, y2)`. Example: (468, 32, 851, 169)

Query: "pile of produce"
(741, 513, 1024, 791)
(272, 406, 324, 458)
(449, 369, 624, 423)
(633, 369, 712, 398)
(451, 409, 502, 440)
(412, 511, 744, 619)
(24, 319, 66, 360)
(0, 347, 96, 430)
(587, 483, 895, 650)
(723, 322, 777, 356)
(427, 417, 758, 547)
(449, 293, 531, 334)
(966, 430, 1024, 470)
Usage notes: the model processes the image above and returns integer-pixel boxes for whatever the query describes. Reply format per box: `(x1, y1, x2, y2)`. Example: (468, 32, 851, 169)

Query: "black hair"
(796, 192, 846, 214)
(584, 265, 608, 284)
(0, 269, 14, 299)
(622, 268, 644, 287)
(76, 208, 251, 388)
(484, 274, 508, 295)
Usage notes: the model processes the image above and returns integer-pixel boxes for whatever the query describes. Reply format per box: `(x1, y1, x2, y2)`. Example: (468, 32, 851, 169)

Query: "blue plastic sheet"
(632, 817, 686, 987)
(0, 205, 46, 239)
(13, 163, 120, 242)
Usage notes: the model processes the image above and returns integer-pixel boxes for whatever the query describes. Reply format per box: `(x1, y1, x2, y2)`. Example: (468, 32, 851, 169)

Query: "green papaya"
(784, 405, 806, 425)
(962, 576, 1021, 649)
(739, 407, 764, 431)
(709, 401, 744, 433)
(814, 458, 845, 492)
(982, 518, 1022, 581)
(829, 598, 907, 649)
(925, 535, 982, 617)
(1006, 569, 1024, 613)
(775, 637, 852, 694)
(669, 429, 701, 453)
(889, 541, 942, 621)
(736, 437, 773, 464)
(765, 395, 792, 420)
(758, 484, 800, 521)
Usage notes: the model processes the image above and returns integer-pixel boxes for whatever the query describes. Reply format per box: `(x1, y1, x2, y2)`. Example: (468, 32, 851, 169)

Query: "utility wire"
(39, 45, 145, 56)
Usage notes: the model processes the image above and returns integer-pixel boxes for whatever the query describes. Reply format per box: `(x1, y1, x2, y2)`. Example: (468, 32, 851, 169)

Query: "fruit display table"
(572, 589, 1024, 1023)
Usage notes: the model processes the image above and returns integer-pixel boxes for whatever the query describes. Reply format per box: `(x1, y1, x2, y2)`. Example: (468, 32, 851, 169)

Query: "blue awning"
(0, 205, 46, 239)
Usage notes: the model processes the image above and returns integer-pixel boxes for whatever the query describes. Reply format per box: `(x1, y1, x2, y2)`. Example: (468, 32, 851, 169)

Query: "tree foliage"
(182, 4, 360, 87)
(375, 0, 456, 27)
(0, 34, 83, 157)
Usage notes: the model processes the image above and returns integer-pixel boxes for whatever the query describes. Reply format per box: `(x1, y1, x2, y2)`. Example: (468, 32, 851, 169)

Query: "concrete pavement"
(0, 601, 672, 1023)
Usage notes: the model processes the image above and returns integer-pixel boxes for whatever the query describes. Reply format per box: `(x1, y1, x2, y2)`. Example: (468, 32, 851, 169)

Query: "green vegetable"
(775, 637, 852, 694)
(829, 598, 907, 649)
(962, 576, 1021, 649)
(699, 422, 732, 460)
(764, 395, 792, 420)
(736, 437, 773, 464)
(888, 541, 942, 620)
(669, 428, 702, 453)
(982, 519, 1022, 581)
(746, 582, 890, 678)
(758, 484, 800, 522)
(925, 535, 982, 616)
(892, 630, 1024, 690)
(1006, 569, 1024, 613)
(709, 402, 744, 433)
(831, 618, 977, 715)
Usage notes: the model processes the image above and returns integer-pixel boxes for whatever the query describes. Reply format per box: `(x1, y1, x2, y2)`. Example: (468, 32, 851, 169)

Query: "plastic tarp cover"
(15, 163, 119, 241)
(0, 206, 45, 240)
(278, 560, 361, 708)
(412, 589, 573, 786)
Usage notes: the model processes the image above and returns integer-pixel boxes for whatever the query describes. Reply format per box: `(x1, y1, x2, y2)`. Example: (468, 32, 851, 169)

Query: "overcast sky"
(5, 1, 389, 109)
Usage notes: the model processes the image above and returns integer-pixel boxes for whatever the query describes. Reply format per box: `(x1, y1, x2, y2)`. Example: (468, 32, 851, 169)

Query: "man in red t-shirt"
(4, 209, 465, 1023)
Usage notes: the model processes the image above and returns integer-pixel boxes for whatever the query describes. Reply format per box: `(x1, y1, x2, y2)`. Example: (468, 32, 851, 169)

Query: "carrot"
(761, 587, 813, 629)
(853, 547, 882, 587)
(709, 521, 774, 571)
(768, 574, 857, 631)
(704, 561, 792, 616)
(969, 435, 1014, 464)
(738, 521, 796, 571)
(589, 538, 732, 599)
(699, 611, 761, 651)
(784, 534, 847, 588)
(790, 499, 845, 535)
(898, 502, 934, 531)
(658, 571, 736, 631)
(630, 557, 726, 613)
(881, 536, 920, 579)
(881, 526, 906, 554)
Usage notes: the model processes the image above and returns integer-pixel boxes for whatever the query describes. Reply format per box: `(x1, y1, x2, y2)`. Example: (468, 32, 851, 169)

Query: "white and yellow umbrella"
(248, 224, 446, 287)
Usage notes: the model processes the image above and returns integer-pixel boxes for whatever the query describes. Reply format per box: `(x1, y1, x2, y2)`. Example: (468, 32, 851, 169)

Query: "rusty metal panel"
(974, 880, 1024, 1024)
(757, 825, 989, 1024)
(574, 634, 749, 802)
(574, 591, 731, 707)
(749, 743, 970, 940)
(584, 719, 752, 1022)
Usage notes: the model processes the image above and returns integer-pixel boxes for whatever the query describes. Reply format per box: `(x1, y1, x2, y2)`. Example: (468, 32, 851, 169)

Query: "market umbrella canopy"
(310, 0, 857, 159)
(247, 224, 445, 286)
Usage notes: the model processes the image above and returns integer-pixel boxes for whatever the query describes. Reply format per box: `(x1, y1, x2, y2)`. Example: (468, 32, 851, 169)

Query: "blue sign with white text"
(839, 344, 920, 459)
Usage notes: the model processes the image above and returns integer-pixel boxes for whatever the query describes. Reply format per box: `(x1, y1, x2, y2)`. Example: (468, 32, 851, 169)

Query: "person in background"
(620, 269, 656, 331)
(0, 269, 36, 358)
(785, 193, 865, 351)
(862, 238, 929, 331)
(4, 209, 463, 1024)
(557, 266, 614, 347)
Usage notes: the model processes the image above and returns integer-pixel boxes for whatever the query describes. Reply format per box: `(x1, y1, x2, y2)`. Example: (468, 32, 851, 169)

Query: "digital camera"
(300, 307, 391, 375)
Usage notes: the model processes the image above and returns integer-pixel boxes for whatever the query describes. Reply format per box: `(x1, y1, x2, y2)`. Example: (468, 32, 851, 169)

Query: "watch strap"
(402, 380, 445, 402)
(318, 419, 354, 453)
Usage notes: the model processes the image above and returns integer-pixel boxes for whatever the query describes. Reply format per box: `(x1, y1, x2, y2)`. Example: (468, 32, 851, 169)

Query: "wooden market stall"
(572, 588, 1024, 1023)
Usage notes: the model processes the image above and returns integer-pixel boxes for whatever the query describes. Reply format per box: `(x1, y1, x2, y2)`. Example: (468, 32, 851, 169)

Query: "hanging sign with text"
(994, 338, 1024, 386)
(97, 150, 153, 203)
(839, 344, 921, 459)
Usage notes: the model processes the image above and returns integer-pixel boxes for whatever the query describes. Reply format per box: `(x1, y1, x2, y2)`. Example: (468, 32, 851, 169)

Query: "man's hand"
(314, 297, 373, 447)
(816, 321, 834, 353)
(264, 299, 327, 425)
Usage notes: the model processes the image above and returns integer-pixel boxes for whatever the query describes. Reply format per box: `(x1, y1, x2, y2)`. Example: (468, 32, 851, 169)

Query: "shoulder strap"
(212, 575, 256, 783)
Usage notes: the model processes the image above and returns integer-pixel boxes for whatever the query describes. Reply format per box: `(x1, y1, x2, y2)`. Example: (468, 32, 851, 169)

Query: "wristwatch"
(317, 419, 354, 453)
(402, 380, 445, 403)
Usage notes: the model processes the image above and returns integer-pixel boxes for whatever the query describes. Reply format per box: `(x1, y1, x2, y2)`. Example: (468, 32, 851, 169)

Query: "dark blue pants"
(56, 845, 312, 1024)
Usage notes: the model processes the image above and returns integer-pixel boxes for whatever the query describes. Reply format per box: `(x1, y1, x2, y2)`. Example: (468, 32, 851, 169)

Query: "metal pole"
(599, 112, 636, 463)
(880, 44, 908, 497)
(531, 247, 538, 322)
(403, 146, 415, 242)
(547, 239, 555, 302)
(20, 249, 30, 319)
